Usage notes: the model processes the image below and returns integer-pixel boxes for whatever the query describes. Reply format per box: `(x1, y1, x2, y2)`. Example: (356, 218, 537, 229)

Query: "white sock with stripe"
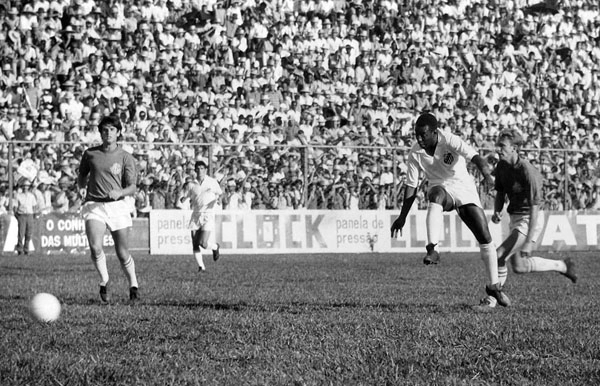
(120, 255, 138, 288)
(92, 251, 109, 286)
(498, 265, 508, 286)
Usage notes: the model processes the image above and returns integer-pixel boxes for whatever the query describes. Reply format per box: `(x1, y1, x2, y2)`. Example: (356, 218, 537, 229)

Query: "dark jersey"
(494, 156, 543, 215)
(79, 145, 137, 202)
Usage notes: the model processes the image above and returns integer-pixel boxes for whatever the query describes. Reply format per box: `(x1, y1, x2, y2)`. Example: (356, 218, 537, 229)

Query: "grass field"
(1, 250, 599, 385)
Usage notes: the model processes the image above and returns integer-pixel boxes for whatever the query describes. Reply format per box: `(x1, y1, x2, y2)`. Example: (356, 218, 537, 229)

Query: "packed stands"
(0, 0, 599, 212)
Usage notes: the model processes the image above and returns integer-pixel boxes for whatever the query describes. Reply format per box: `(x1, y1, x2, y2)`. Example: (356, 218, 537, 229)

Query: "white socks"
(480, 242, 499, 286)
(120, 255, 138, 288)
(194, 251, 205, 270)
(92, 251, 109, 286)
(426, 203, 443, 248)
(527, 256, 567, 273)
(498, 265, 508, 286)
(497, 253, 567, 289)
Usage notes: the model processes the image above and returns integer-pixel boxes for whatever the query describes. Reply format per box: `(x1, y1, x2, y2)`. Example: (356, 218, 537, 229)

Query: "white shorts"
(509, 212, 545, 243)
(81, 200, 133, 231)
(189, 212, 215, 232)
(436, 181, 482, 208)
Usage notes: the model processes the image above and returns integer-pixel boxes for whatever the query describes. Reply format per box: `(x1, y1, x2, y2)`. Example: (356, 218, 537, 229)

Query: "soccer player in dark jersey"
(478, 129, 577, 310)
(77, 115, 140, 303)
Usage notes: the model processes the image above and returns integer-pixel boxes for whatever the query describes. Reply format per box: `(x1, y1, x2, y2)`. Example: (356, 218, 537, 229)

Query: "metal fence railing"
(2, 140, 598, 213)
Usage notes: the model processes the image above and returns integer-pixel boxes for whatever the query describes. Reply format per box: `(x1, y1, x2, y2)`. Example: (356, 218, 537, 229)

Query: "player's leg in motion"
(500, 213, 577, 284)
(85, 219, 110, 302)
(112, 228, 139, 300)
(423, 186, 454, 264)
(513, 252, 576, 282)
(192, 229, 206, 271)
(503, 232, 577, 283)
(496, 231, 522, 287)
(459, 204, 510, 307)
(199, 229, 220, 263)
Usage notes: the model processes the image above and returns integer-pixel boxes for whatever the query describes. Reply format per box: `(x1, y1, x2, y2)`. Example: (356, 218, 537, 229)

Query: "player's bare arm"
(391, 185, 417, 238)
(109, 182, 136, 201)
(471, 154, 494, 185)
(492, 193, 505, 224)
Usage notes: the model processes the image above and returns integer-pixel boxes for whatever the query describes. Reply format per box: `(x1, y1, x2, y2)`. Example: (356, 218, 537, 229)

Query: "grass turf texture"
(1, 251, 599, 385)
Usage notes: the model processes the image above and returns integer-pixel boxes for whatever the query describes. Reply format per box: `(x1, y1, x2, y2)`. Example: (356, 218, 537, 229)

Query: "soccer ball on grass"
(30, 293, 61, 322)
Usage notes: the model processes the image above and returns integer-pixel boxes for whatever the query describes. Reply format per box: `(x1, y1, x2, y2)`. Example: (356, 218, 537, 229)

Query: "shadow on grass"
(1, 291, 479, 313)
(139, 299, 474, 314)
(0, 293, 499, 315)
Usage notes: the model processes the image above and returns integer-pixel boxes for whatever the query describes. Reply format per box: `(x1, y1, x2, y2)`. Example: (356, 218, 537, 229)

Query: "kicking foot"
(212, 243, 220, 262)
(99, 282, 109, 303)
(560, 258, 577, 283)
(423, 243, 440, 265)
(485, 283, 511, 307)
(198, 266, 206, 272)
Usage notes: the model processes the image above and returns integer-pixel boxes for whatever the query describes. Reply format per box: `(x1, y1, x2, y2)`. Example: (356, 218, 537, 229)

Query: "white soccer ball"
(30, 293, 61, 322)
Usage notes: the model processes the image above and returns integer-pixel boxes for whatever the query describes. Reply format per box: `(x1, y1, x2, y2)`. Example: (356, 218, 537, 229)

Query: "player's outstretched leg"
(513, 253, 578, 284)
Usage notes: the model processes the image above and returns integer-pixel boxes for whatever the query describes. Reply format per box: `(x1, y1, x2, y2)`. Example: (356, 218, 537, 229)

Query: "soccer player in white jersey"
(180, 159, 222, 271)
(390, 113, 510, 308)
(78, 115, 139, 303)
(478, 129, 577, 309)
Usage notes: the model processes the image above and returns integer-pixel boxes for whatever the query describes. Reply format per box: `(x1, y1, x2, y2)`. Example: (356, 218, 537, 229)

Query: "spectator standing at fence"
(135, 176, 153, 217)
(478, 129, 577, 309)
(390, 113, 509, 309)
(0, 182, 10, 244)
(52, 176, 71, 213)
(179, 159, 222, 272)
(77, 115, 139, 303)
(14, 178, 37, 255)
(32, 174, 53, 215)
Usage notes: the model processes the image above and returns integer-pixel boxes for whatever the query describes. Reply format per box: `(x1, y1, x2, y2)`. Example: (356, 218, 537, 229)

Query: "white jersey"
(186, 176, 223, 214)
(405, 129, 478, 189)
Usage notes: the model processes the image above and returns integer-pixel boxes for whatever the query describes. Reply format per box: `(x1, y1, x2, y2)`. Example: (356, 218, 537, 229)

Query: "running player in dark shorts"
(477, 128, 577, 309)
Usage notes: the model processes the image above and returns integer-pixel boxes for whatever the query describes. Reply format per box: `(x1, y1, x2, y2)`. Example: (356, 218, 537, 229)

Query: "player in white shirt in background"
(391, 112, 510, 310)
(179, 159, 222, 271)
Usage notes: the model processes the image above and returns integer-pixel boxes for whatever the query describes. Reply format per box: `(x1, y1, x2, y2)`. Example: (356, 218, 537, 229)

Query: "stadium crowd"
(1, 0, 600, 215)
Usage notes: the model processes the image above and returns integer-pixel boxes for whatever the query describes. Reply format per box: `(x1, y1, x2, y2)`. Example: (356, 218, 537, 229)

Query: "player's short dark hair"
(415, 113, 438, 131)
(497, 128, 523, 147)
(195, 160, 208, 169)
(98, 115, 122, 132)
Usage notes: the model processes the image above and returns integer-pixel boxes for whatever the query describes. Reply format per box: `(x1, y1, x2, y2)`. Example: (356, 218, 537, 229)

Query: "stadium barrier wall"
(0, 213, 148, 255)
(3, 210, 599, 255)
